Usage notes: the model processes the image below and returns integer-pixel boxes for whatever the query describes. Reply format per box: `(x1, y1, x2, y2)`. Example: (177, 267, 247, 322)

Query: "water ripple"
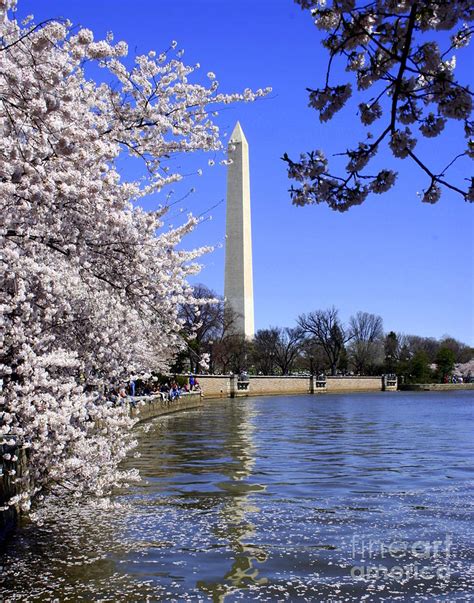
(1, 391, 473, 601)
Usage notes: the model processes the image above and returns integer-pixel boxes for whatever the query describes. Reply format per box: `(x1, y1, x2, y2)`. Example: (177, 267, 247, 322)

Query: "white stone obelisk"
(224, 122, 255, 339)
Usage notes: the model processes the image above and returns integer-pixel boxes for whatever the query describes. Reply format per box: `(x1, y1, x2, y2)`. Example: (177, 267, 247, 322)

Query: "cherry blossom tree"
(284, 0, 473, 211)
(0, 0, 268, 512)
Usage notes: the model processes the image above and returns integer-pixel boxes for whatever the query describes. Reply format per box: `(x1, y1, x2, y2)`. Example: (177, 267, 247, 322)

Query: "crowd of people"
(445, 374, 470, 384)
(106, 374, 201, 407)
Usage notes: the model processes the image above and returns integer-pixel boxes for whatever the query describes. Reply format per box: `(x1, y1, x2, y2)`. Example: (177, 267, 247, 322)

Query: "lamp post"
(209, 340, 214, 375)
(386, 354, 393, 375)
(269, 351, 275, 375)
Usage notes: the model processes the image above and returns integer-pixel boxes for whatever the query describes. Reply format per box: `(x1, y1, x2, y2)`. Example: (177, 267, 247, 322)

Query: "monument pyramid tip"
(230, 121, 247, 143)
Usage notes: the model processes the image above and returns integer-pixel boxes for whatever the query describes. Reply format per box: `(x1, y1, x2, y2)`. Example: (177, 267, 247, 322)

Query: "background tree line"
(171, 285, 473, 384)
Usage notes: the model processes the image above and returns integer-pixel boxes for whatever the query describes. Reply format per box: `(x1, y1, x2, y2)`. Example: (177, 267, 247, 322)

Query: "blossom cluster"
(283, 151, 379, 212)
(308, 84, 352, 122)
(289, 0, 473, 209)
(0, 6, 267, 511)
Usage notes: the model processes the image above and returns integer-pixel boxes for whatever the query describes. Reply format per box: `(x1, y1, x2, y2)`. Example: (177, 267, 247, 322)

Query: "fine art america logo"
(350, 534, 452, 582)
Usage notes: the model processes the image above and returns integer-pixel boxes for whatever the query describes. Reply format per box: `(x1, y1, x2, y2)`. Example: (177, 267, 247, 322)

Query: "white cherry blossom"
(287, 0, 473, 210)
(1, 2, 267, 511)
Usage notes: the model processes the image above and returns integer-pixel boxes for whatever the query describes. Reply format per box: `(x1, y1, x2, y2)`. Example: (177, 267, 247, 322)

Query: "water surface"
(1, 391, 473, 601)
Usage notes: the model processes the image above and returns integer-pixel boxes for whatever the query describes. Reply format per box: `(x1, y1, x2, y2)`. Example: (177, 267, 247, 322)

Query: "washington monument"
(224, 122, 255, 339)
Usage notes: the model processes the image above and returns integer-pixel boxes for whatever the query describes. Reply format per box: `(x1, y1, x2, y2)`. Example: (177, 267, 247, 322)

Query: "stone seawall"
(240, 375, 312, 396)
(399, 383, 474, 392)
(130, 392, 203, 422)
(190, 375, 231, 399)
(326, 376, 383, 392)
(191, 374, 387, 398)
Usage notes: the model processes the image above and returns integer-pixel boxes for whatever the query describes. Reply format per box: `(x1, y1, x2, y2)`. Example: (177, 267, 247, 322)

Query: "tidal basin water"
(1, 391, 473, 601)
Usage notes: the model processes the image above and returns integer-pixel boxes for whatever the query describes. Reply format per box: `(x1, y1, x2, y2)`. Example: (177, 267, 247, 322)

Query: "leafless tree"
(295, 338, 332, 375)
(212, 334, 251, 375)
(437, 336, 473, 363)
(253, 328, 280, 374)
(348, 311, 384, 374)
(179, 284, 224, 373)
(253, 327, 305, 375)
(405, 334, 440, 363)
(274, 327, 305, 375)
(298, 307, 352, 375)
(204, 305, 251, 374)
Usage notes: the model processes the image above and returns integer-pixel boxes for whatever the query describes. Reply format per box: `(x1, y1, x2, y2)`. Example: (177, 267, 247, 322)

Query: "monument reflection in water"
(196, 403, 268, 600)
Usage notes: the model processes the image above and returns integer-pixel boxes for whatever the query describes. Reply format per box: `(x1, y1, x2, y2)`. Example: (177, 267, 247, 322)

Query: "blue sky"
(18, 0, 474, 344)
